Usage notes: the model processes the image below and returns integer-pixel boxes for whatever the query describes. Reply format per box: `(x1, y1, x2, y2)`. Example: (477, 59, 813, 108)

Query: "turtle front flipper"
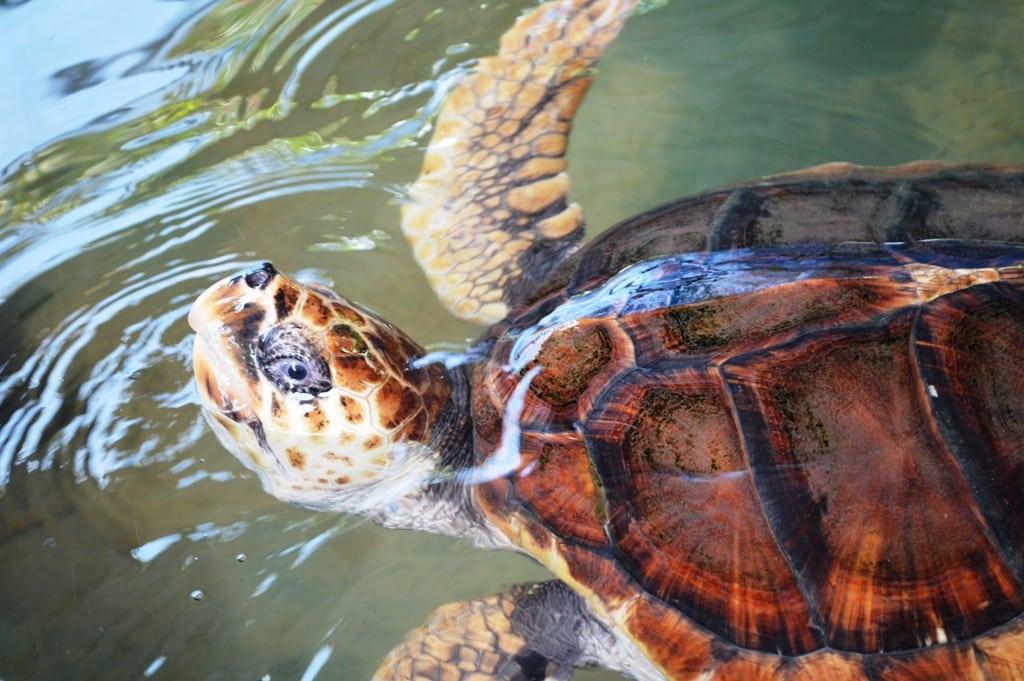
(373, 581, 607, 681)
(402, 0, 637, 324)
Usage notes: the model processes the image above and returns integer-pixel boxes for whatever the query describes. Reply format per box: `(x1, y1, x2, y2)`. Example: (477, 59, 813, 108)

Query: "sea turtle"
(188, 1, 1024, 679)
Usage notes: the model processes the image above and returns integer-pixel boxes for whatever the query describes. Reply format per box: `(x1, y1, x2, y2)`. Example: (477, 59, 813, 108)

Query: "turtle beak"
(191, 333, 245, 416)
(188, 266, 276, 419)
(190, 275, 281, 475)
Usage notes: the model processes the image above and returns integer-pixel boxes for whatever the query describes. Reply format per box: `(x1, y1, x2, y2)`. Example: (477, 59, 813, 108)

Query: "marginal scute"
(782, 652, 869, 680)
(975, 617, 1024, 679)
(625, 594, 714, 679)
(712, 656, 782, 681)
(865, 645, 986, 681)
(466, 161, 1024, 675)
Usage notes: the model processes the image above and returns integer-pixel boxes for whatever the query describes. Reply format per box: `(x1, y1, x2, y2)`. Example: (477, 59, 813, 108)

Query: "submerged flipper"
(373, 581, 599, 681)
(402, 0, 637, 324)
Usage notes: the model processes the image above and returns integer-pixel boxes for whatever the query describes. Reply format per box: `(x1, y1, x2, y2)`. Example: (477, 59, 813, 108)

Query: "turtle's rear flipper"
(402, 0, 637, 324)
(373, 581, 603, 681)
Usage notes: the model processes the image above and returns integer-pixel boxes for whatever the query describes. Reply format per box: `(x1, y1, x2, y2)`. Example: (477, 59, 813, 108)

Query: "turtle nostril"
(244, 262, 277, 289)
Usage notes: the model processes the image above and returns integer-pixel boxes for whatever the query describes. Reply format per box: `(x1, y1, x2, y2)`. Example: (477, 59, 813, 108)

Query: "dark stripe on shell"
(722, 310, 1023, 652)
(912, 282, 1024, 581)
(583, 363, 823, 655)
(707, 189, 766, 251)
(562, 167, 1024, 301)
(876, 182, 937, 243)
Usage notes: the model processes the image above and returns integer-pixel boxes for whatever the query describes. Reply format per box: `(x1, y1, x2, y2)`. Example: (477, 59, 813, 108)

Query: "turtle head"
(189, 262, 451, 510)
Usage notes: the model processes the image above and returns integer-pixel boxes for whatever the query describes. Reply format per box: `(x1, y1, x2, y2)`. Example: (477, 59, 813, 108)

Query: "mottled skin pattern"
(188, 0, 1024, 679)
(190, 264, 450, 510)
(372, 591, 538, 681)
(402, 0, 636, 324)
(371, 582, 605, 681)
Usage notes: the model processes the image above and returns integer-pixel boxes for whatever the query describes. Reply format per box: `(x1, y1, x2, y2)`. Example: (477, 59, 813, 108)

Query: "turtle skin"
(470, 163, 1024, 679)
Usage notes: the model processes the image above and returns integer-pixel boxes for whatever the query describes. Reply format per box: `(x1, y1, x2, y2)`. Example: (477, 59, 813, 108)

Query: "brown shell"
(471, 163, 1024, 678)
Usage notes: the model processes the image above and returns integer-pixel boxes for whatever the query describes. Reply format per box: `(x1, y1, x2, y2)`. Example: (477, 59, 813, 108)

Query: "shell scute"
(865, 645, 987, 681)
(631, 277, 908, 364)
(467, 169, 1024, 668)
(486, 319, 635, 431)
(913, 283, 1024, 579)
(529, 321, 613, 407)
(585, 366, 821, 654)
(723, 311, 1024, 652)
(975, 617, 1024, 679)
(510, 431, 608, 548)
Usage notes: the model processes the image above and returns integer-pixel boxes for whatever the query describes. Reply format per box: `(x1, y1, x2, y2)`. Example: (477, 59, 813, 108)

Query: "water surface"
(1, 0, 1022, 678)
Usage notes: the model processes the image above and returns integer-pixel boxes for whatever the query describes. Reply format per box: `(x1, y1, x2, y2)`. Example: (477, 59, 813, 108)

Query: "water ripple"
(0, 256, 240, 486)
(0, 0, 480, 495)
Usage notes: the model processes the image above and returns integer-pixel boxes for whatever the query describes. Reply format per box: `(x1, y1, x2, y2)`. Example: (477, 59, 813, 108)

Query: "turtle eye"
(257, 325, 332, 395)
(263, 355, 331, 395)
(282, 359, 308, 382)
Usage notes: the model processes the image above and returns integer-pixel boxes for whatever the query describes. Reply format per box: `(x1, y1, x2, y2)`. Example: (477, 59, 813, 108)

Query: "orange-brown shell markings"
(458, 183, 1024, 671)
(624, 385, 746, 476)
(782, 655, 870, 681)
(586, 367, 821, 654)
(529, 321, 613, 407)
(512, 319, 635, 429)
(723, 311, 1023, 653)
(865, 645, 988, 681)
(913, 283, 1024, 578)
(473, 319, 630, 436)
(522, 538, 871, 680)
(506, 431, 608, 548)
(483, 470, 1024, 680)
(629, 277, 913, 364)
(975, 617, 1024, 679)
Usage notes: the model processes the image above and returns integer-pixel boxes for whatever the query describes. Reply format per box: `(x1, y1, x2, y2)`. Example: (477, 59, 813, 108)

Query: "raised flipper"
(372, 581, 603, 681)
(402, 0, 637, 324)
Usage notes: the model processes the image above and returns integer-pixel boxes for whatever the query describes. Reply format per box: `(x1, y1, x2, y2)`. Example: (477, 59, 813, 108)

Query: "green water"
(0, 1, 1021, 679)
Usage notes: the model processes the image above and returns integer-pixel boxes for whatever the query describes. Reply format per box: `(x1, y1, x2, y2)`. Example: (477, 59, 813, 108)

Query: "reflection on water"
(0, 0, 1022, 678)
